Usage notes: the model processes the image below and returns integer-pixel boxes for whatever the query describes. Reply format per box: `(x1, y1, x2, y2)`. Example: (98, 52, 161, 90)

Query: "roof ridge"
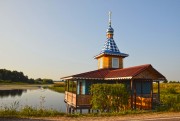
(131, 64, 152, 77)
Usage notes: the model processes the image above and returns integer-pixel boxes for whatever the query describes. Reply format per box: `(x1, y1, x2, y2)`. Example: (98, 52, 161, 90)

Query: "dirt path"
(0, 112, 179, 121)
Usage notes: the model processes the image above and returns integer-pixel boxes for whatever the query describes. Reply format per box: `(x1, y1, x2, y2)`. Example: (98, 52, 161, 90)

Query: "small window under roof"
(112, 58, 119, 68)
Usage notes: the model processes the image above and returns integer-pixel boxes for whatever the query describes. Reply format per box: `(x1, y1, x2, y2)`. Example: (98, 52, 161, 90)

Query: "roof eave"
(94, 53, 129, 59)
(105, 76, 132, 80)
(60, 76, 73, 80)
(62, 76, 133, 81)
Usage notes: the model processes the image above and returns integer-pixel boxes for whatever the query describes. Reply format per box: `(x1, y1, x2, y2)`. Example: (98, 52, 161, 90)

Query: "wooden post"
(66, 104, 69, 114)
(158, 81, 160, 103)
(72, 108, 75, 114)
(69, 107, 71, 114)
(134, 81, 136, 110)
(88, 109, 91, 113)
(65, 80, 67, 91)
(67, 80, 69, 91)
(150, 80, 153, 109)
(76, 81, 78, 109)
(71, 81, 73, 92)
(141, 80, 143, 110)
(80, 109, 82, 114)
(130, 79, 133, 109)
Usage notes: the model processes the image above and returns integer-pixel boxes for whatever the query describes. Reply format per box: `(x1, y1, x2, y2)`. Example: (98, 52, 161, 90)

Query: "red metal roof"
(61, 64, 165, 80)
(62, 68, 111, 79)
(105, 64, 151, 78)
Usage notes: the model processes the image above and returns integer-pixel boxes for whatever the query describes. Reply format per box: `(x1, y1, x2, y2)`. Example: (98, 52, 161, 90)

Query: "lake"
(0, 88, 66, 112)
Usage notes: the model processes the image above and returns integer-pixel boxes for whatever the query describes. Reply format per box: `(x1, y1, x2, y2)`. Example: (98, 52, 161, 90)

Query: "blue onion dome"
(94, 11, 129, 59)
(106, 25, 114, 34)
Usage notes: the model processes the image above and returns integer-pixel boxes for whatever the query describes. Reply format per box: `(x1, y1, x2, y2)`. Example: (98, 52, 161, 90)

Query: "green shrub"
(166, 87, 178, 94)
(90, 84, 129, 113)
(156, 94, 180, 112)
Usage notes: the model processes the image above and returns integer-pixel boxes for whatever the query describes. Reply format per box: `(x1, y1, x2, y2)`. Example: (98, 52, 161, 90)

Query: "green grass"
(0, 104, 178, 118)
(0, 106, 65, 118)
(0, 80, 29, 85)
(48, 86, 65, 93)
(47, 82, 65, 93)
(0, 105, 153, 118)
(153, 83, 180, 112)
(0, 107, 173, 118)
(153, 83, 180, 93)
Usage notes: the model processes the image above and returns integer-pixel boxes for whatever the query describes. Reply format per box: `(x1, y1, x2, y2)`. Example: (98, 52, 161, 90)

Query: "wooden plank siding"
(65, 91, 77, 107)
(97, 55, 123, 69)
(134, 67, 162, 80)
(77, 95, 91, 106)
(135, 93, 158, 110)
(65, 91, 91, 108)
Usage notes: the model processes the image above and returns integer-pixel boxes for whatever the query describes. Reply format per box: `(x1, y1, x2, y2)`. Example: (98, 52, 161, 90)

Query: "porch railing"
(65, 91, 159, 109)
(134, 93, 159, 109)
(65, 91, 91, 108)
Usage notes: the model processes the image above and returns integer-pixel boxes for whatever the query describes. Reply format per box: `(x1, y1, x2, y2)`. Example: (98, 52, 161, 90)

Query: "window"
(99, 58, 103, 68)
(112, 58, 119, 68)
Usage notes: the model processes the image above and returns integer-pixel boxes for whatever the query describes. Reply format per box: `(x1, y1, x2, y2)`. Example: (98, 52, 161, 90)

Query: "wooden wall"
(134, 67, 162, 80)
(97, 55, 123, 69)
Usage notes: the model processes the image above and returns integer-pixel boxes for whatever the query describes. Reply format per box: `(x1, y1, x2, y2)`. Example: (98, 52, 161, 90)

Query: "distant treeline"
(163, 80, 180, 83)
(0, 69, 53, 84)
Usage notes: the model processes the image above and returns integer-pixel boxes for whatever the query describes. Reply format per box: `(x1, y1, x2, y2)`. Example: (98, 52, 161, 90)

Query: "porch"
(64, 91, 159, 110)
(64, 91, 91, 109)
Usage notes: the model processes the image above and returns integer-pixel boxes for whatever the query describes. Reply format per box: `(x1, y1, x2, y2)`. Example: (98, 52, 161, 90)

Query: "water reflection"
(0, 89, 66, 112)
(0, 89, 27, 98)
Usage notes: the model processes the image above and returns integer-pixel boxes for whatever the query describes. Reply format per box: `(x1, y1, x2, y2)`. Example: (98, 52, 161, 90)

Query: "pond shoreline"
(0, 84, 52, 90)
(0, 86, 66, 112)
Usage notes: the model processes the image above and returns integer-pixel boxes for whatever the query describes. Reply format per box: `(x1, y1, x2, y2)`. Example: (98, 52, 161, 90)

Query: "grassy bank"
(0, 105, 160, 118)
(0, 81, 31, 85)
(0, 84, 53, 90)
(0, 106, 64, 118)
(0, 106, 179, 118)
(48, 82, 65, 93)
(48, 86, 65, 93)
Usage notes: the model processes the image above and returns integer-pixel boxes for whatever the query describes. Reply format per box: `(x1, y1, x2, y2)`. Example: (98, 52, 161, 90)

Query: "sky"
(0, 0, 180, 81)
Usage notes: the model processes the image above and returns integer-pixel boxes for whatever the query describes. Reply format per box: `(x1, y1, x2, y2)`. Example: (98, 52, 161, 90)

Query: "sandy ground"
(0, 112, 179, 121)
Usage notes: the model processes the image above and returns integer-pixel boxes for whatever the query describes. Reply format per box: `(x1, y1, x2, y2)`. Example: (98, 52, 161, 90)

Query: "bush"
(157, 94, 180, 112)
(166, 87, 178, 94)
(90, 84, 129, 113)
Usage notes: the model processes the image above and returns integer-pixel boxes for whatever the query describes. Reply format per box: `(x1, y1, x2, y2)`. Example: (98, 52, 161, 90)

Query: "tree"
(163, 80, 168, 83)
(42, 79, 53, 84)
(0, 69, 54, 84)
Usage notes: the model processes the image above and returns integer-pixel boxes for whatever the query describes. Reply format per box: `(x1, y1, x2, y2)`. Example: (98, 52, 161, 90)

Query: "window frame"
(99, 58, 103, 69)
(112, 57, 119, 68)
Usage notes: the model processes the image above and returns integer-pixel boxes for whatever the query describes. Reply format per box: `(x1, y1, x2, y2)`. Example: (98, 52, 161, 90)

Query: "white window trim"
(112, 57, 119, 68)
(99, 58, 103, 69)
